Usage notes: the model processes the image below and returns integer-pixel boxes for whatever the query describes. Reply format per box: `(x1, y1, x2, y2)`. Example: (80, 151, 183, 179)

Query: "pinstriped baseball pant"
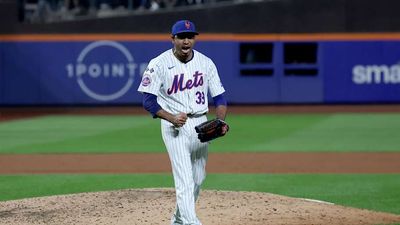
(161, 116, 208, 225)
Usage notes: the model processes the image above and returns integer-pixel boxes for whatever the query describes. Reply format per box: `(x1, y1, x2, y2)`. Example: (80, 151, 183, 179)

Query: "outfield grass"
(1, 114, 400, 153)
(0, 174, 399, 215)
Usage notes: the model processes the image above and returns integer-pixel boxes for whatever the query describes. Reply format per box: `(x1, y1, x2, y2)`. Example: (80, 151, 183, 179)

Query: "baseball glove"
(195, 118, 229, 143)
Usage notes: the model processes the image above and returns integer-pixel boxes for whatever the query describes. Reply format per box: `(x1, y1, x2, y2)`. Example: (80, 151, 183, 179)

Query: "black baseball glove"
(195, 118, 229, 143)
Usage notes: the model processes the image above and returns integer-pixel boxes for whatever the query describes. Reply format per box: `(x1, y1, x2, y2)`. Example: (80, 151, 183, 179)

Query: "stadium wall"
(1, 34, 400, 105)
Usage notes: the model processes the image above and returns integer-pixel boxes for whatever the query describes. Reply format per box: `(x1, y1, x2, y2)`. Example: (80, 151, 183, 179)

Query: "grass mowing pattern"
(248, 114, 400, 152)
(0, 115, 163, 153)
(1, 174, 399, 215)
(1, 114, 400, 153)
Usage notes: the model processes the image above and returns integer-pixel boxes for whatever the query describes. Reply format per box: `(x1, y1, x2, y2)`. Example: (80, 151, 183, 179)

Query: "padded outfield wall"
(1, 33, 400, 105)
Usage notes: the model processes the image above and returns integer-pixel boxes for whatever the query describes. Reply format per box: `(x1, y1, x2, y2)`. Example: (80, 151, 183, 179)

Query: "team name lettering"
(167, 71, 204, 95)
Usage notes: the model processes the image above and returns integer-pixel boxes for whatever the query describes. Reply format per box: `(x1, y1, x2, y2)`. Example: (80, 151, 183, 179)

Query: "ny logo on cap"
(185, 21, 191, 29)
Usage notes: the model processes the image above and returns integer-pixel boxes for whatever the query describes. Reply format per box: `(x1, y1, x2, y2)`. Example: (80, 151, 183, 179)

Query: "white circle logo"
(66, 41, 137, 101)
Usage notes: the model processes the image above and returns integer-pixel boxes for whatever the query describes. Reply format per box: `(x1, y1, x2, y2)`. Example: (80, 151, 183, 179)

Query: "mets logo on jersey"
(141, 75, 151, 87)
(167, 71, 204, 95)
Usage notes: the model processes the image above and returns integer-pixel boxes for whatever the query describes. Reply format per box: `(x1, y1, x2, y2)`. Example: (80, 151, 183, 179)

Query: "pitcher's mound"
(0, 188, 399, 225)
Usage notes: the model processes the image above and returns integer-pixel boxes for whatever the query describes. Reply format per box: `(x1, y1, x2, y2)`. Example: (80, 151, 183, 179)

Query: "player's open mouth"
(182, 46, 191, 53)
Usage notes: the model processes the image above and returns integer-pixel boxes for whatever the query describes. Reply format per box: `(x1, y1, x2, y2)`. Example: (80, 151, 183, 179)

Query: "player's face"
(172, 33, 196, 62)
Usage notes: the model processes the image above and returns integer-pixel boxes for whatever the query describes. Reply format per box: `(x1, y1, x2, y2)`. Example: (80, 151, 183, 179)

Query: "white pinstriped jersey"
(138, 49, 225, 115)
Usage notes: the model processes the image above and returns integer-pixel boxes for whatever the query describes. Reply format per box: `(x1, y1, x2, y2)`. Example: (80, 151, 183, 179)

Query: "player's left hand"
(195, 118, 229, 143)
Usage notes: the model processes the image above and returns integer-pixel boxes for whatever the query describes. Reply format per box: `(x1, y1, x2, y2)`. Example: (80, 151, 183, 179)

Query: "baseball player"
(137, 20, 228, 225)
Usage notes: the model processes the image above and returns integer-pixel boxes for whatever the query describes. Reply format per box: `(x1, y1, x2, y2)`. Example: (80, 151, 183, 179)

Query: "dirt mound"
(0, 188, 399, 225)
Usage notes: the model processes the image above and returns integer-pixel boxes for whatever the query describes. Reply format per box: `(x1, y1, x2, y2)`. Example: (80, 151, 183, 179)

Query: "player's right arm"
(142, 93, 187, 127)
(156, 109, 187, 128)
(138, 60, 187, 127)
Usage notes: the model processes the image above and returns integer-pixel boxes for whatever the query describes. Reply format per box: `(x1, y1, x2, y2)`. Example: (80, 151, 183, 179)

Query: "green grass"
(0, 174, 173, 201)
(1, 113, 400, 153)
(217, 113, 400, 152)
(0, 115, 164, 153)
(1, 174, 399, 215)
(205, 174, 400, 215)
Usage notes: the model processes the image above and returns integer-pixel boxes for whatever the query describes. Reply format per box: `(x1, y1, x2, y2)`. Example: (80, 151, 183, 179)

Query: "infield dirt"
(1, 189, 400, 225)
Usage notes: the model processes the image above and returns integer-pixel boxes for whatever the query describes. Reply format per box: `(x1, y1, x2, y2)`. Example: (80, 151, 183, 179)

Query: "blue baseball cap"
(171, 20, 199, 36)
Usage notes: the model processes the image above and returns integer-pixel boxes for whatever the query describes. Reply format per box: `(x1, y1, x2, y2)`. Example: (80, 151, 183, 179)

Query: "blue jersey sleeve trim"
(213, 93, 227, 107)
(143, 93, 162, 118)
